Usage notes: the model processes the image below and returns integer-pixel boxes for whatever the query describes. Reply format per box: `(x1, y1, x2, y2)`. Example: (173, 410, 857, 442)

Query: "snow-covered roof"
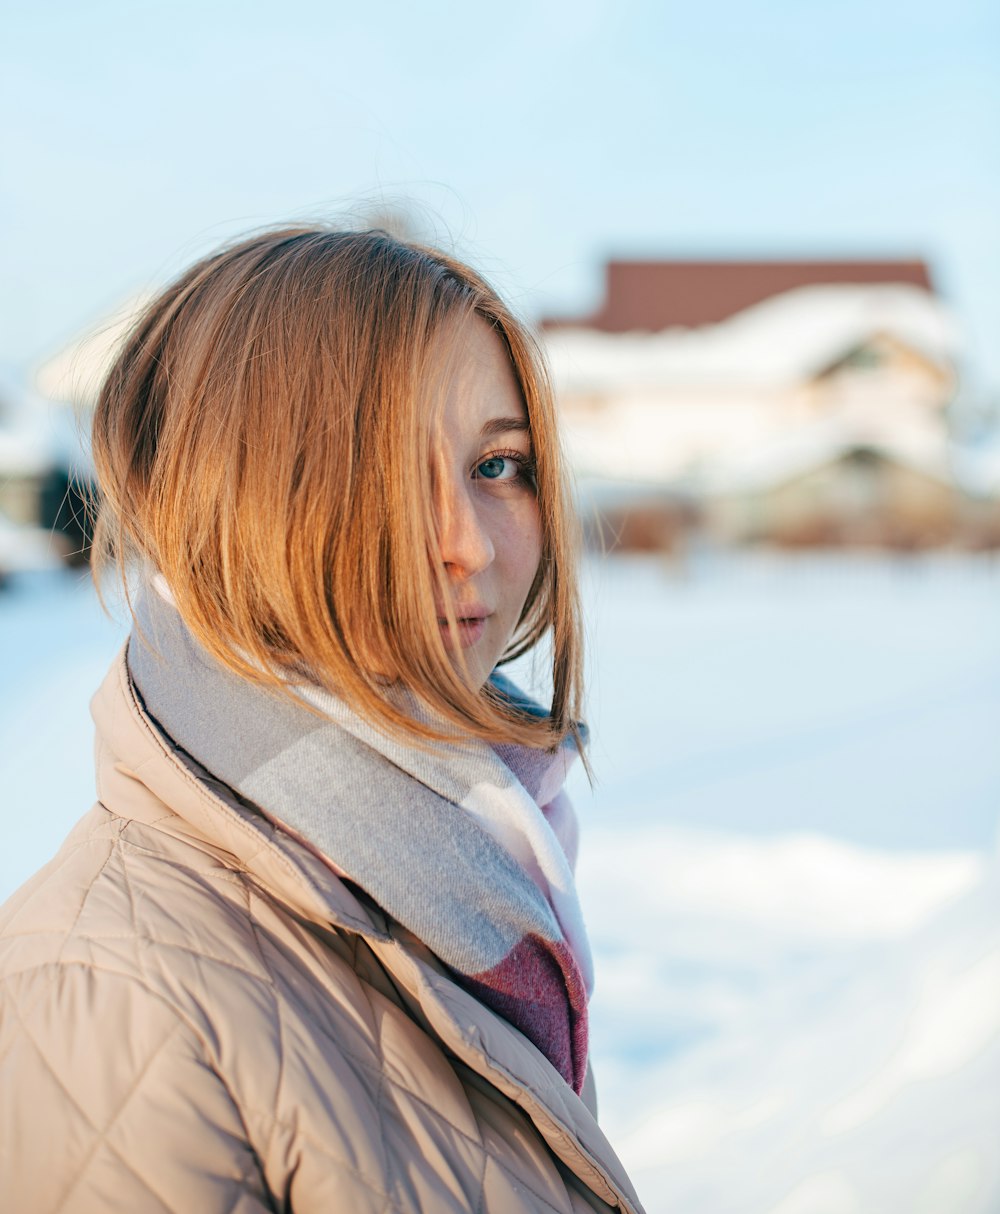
(34, 293, 153, 409)
(543, 284, 961, 393)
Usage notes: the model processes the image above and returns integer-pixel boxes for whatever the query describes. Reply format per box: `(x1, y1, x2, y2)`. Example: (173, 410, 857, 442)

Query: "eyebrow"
(480, 417, 530, 439)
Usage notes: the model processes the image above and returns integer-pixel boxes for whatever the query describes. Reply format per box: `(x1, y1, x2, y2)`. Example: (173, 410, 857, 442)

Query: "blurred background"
(2, 2, 999, 1210)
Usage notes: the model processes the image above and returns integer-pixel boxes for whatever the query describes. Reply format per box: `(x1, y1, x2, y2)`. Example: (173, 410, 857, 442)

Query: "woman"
(0, 228, 643, 1213)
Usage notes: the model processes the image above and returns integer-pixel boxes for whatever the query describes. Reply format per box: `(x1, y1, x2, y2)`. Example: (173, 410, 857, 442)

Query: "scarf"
(128, 588, 593, 1093)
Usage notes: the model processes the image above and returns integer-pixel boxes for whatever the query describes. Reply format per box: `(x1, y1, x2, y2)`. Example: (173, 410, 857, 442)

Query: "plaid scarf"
(128, 589, 592, 1093)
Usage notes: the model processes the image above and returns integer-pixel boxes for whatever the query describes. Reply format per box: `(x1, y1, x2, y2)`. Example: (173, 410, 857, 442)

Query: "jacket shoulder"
(0, 957, 273, 1212)
(0, 805, 450, 1212)
(0, 802, 276, 987)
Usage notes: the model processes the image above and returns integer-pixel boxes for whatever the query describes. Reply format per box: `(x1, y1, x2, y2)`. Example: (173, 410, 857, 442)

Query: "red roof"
(541, 259, 934, 333)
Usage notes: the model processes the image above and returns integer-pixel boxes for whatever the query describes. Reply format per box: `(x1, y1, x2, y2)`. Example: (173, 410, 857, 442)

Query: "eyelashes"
(473, 448, 538, 489)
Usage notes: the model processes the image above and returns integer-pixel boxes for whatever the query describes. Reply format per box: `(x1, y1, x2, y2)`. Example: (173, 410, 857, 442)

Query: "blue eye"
(476, 456, 515, 480)
(472, 448, 537, 488)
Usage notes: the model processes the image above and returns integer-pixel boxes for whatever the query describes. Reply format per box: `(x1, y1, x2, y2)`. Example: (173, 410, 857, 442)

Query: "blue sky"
(3, 0, 998, 390)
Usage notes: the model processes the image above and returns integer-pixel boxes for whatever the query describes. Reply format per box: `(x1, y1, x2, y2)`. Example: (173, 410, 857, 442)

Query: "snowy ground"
(2, 553, 999, 1213)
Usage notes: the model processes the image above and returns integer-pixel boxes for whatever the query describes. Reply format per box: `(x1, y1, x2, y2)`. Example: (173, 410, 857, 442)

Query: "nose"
(436, 475, 495, 580)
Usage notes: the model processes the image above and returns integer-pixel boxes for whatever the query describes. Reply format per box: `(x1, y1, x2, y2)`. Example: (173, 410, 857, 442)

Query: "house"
(697, 427, 959, 549)
(539, 259, 972, 548)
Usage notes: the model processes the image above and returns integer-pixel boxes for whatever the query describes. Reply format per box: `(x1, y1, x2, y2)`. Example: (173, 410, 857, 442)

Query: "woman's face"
(432, 318, 543, 688)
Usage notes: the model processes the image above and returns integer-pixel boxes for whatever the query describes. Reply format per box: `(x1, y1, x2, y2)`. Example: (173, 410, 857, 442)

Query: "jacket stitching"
(473, 1126, 490, 1214)
(253, 1115, 409, 1212)
(37, 1014, 183, 1211)
(66, 1128, 177, 1213)
(115, 840, 146, 981)
(356, 953, 401, 1209)
(0, 964, 64, 1074)
(2, 964, 277, 1211)
(3, 951, 621, 1213)
(28, 930, 273, 985)
(53, 845, 118, 967)
(5, 931, 624, 1210)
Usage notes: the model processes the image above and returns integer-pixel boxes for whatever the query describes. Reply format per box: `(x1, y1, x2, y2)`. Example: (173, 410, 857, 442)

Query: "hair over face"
(91, 226, 584, 750)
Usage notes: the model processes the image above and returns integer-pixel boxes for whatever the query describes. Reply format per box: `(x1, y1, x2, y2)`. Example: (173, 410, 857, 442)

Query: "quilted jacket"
(0, 652, 644, 1213)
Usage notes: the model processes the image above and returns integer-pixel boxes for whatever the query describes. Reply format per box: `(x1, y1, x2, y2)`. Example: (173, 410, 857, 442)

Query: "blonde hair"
(92, 226, 583, 750)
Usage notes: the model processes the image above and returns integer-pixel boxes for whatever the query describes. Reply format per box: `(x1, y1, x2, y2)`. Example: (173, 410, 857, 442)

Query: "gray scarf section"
(127, 589, 575, 977)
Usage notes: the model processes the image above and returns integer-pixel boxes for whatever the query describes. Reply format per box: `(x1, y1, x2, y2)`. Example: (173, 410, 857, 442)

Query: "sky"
(2, 0, 998, 394)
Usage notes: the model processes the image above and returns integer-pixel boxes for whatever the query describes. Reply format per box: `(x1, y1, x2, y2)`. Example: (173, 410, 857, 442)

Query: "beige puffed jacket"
(0, 653, 643, 1214)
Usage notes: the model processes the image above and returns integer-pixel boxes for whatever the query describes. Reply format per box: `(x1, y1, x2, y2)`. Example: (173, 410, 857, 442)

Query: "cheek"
(505, 502, 543, 597)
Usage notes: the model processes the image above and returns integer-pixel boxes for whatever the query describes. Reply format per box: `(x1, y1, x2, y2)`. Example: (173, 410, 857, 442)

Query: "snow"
(578, 819, 1000, 1211)
(544, 283, 960, 391)
(0, 513, 65, 574)
(2, 554, 999, 1213)
(34, 291, 153, 409)
(0, 427, 51, 476)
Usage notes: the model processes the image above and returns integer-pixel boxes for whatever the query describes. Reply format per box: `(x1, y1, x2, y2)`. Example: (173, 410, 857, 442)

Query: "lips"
(436, 604, 492, 649)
